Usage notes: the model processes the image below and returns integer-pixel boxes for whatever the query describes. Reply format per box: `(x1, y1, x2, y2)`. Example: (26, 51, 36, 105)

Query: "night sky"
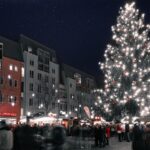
(0, 0, 150, 77)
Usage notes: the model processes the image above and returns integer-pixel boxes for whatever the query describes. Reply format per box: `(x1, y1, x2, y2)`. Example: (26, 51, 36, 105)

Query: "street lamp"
(75, 108, 78, 112)
(79, 104, 82, 119)
(26, 111, 31, 124)
(32, 93, 35, 97)
(39, 103, 44, 109)
(57, 99, 60, 119)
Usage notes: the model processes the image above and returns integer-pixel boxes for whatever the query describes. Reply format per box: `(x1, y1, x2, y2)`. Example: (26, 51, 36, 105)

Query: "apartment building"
(62, 64, 96, 118)
(0, 35, 97, 121)
(0, 36, 23, 123)
(20, 35, 59, 116)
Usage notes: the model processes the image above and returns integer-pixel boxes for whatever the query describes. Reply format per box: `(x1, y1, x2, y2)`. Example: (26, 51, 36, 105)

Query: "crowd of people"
(0, 120, 66, 150)
(0, 119, 150, 150)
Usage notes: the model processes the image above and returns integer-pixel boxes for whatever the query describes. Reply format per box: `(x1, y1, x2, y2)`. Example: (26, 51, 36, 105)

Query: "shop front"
(0, 102, 20, 124)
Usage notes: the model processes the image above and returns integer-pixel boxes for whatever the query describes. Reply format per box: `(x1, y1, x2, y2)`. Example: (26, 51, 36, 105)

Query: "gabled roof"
(0, 36, 23, 61)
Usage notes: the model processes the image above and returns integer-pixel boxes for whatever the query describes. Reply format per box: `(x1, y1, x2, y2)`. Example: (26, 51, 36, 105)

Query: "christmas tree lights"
(99, 2, 150, 120)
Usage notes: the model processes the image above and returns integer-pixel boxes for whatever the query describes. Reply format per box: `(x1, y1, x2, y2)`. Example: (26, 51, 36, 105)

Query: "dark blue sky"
(0, 0, 150, 76)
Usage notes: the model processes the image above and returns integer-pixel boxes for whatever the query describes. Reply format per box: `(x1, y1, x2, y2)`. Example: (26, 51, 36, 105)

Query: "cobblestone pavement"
(63, 136, 132, 150)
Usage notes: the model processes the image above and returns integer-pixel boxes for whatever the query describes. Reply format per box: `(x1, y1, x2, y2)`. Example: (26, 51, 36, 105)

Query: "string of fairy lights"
(97, 2, 150, 120)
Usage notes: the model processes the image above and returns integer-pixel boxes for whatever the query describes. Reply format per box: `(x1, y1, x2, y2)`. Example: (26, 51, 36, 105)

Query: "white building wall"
(23, 51, 38, 116)
(49, 61, 59, 114)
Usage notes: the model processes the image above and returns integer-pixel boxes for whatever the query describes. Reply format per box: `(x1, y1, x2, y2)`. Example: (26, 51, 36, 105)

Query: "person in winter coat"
(116, 123, 122, 142)
(144, 122, 150, 150)
(125, 123, 130, 142)
(106, 125, 111, 145)
(132, 123, 145, 150)
(0, 120, 13, 150)
(94, 125, 99, 147)
(50, 125, 66, 150)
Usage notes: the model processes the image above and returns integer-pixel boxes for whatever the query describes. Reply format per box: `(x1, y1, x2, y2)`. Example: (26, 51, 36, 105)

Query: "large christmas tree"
(100, 2, 150, 120)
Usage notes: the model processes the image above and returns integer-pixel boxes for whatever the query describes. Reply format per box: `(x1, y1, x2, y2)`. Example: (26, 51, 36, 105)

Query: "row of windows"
(0, 94, 17, 103)
(29, 68, 56, 79)
(30, 71, 56, 80)
(29, 83, 55, 93)
(37, 73, 49, 82)
(0, 77, 18, 87)
(9, 65, 18, 72)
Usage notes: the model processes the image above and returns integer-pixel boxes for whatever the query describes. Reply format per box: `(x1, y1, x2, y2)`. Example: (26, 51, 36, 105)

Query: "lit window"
(9, 65, 13, 71)
(8, 75, 11, 79)
(14, 66, 18, 72)
(28, 46, 32, 53)
(21, 67, 24, 77)
(74, 73, 81, 84)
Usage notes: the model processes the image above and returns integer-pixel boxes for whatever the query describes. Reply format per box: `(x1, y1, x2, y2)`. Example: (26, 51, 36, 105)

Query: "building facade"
(20, 35, 59, 117)
(0, 35, 97, 121)
(62, 64, 96, 119)
(0, 36, 23, 123)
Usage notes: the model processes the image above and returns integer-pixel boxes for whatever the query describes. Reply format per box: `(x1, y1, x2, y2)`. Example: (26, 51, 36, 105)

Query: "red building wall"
(0, 57, 23, 122)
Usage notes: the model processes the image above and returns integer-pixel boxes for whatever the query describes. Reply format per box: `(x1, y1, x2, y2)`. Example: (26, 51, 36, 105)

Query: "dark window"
(29, 83, 33, 91)
(44, 66, 49, 73)
(0, 77, 3, 85)
(52, 78, 55, 84)
(52, 102, 55, 109)
(29, 70, 34, 78)
(38, 84, 41, 93)
(38, 63, 43, 71)
(30, 60, 34, 66)
(52, 68, 55, 74)
(0, 44, 3, 49)
(38, 73, 42, 80)
(45, 76, 49, 82)
(60, 104, 63, 110)
(14, 80, 17, 87)
(52, 89, 55, 96)
(9, 79, 13, 87)
(14, 97, 17, 103)
(70, 83, 72, 88)
(21, 82, 24, 92)
(8, 96, 12, 102)
(0, 92, 2, 102)
(45, 57, 49, 65)
(38, 55, 43, 63)
(29, 98, 33, 106)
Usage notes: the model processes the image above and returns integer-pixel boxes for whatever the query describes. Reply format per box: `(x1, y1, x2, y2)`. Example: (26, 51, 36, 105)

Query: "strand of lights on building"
(99, 2, 150, 119)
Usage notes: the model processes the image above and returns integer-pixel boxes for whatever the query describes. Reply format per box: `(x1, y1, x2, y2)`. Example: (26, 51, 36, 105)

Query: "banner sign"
(84, 106, 91, 119)
(0, 112, 17, 117)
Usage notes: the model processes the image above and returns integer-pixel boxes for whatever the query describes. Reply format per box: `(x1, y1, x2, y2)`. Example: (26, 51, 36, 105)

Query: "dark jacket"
(132, 124, 145, 150)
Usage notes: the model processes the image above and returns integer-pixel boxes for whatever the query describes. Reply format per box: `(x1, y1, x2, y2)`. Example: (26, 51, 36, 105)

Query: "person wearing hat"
(0, 120, 13, 150)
